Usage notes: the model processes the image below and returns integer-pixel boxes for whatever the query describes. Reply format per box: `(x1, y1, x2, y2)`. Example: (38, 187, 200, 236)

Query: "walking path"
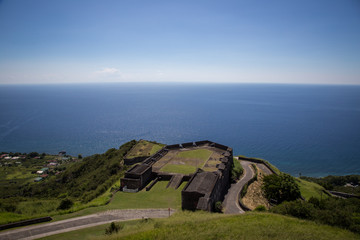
(222, 159, 255, 214)
(0, 209, 174, 240)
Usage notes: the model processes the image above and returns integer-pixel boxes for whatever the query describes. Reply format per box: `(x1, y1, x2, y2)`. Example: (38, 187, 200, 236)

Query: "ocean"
(0, 83, 359, 177)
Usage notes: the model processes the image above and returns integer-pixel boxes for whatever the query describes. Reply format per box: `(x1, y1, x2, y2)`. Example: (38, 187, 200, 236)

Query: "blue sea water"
(0, 83, 359, 177)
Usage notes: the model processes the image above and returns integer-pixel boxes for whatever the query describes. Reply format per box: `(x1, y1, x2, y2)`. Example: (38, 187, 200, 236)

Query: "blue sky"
(0, 0, 359, 84)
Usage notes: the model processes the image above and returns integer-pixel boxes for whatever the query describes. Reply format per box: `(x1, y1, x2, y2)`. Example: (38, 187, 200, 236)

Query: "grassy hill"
(41, 211, 359, 240)
(0, 140, 137, 224)
(125, 140, 164, 159)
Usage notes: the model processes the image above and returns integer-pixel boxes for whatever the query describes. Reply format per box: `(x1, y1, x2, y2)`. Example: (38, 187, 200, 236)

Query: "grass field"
(53, 181, 185, 221)
(125, 140, 164, 159)
(40, 212, 359, 240)
(176, 149, 212, 161)
(160, 164, 196, 174)
(159, 149, 212, 174)
(296, 178, 329, 200)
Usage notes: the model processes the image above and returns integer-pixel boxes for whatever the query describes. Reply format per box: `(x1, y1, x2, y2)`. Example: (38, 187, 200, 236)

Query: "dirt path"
(222, 159, 254, 214)
(0, 209, 175, 240)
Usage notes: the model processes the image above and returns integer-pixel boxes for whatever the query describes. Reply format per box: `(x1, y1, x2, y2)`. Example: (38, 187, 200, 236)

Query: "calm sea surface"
(1, 83, 359, 177)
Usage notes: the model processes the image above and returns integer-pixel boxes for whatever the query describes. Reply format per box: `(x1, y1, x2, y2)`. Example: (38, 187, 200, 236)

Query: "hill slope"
(41, 211, 360, 240)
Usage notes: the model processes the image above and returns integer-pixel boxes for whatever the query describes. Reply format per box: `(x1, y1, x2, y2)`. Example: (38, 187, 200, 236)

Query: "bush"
(231, 159, 243, 182)
(105, 222, 124, 235)
(262, 173, 301, 204)
(254, 205, 266, 212)
(271, 197, 360, 234)
(57, 199, 73, 210)
(215, 201, 223, 213)
(271, 200, 314, 219)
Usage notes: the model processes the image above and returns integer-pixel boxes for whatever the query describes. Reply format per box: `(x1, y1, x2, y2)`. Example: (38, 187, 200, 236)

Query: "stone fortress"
(120, 140, 233, 212)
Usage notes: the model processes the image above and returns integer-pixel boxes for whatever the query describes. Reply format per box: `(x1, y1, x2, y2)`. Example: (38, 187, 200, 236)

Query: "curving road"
(222, 159, 255, 214)
(0, 209, 175, 240)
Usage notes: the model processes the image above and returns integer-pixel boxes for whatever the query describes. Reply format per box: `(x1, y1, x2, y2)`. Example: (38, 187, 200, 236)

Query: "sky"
(0, 0, 359, 85)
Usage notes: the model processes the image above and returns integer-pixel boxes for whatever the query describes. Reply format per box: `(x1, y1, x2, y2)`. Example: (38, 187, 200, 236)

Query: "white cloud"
(95, 67, 120, 74)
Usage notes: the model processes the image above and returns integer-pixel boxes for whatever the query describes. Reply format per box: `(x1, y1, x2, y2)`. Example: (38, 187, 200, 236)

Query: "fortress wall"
(195, 140, 212, 146)
(166, 144, 180, 149)
(124, 156, 148, 165)
(213, 143, 229, 151)
(121, 178, 141, 189)
(139, 166, 153, 187)
(181, 142, 194, 148)
(0, 217, 53, 231)
(182, 191, 205, 211)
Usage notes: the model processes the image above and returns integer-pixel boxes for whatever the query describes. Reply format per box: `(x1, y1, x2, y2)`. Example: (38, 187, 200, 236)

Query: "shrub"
(214, 201, 223, 213)
(105, 222, 124, 235)
(57, 199, 73, 210)
(254, 205, 266, 212)
(231, 159, 243, 182)
(271, 200, 314, 219)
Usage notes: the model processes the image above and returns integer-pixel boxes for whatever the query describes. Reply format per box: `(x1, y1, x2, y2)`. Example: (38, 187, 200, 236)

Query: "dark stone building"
(120, 163, 152, 192)
(120, 140, 233, 211)
(181, 146, 233, 211)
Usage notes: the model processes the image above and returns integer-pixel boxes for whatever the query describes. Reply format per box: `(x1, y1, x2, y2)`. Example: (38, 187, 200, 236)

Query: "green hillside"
(41, 211, 359, 240)
(0, 140, 137, 224)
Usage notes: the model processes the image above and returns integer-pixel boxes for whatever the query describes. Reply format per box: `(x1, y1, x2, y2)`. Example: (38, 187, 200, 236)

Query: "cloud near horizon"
(94, 67, 120, 75)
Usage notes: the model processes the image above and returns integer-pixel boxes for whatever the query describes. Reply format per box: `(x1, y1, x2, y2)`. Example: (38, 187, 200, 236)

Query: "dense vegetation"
(301, 175, 360, 196)
(0, 140, 136, 223)
(21, 140, 136, 202)
(230, 158, 243, 182)
(271, 197, 360, 233)
(262, 173, 301, 204)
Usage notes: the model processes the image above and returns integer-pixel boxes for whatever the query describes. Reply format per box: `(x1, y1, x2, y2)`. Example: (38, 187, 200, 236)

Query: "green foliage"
(271, 200, 315, 219)
(301, 175, 360, 195)
(28, 152, 39, 158)
(20, 140, 136, 203)
(214, 201, 223, 213)
(271, 197, 360, 234)
(231, 158, 243, 182)
(78, 154, 82, 159)
(105, 222, 123, 235)
(262, 173, 301, 204)
(57, 199, 73, 210)
(254, 205, 266, 212)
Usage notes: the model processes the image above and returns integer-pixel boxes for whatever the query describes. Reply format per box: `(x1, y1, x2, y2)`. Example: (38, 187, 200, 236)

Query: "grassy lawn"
(53, 181, 185, 221)
(161, 164, 196, 174)
(150, 144, 164, 155)
(39, 219, 144, 240)
(176, 149, 212, 161)
(41, 212, 359, 240)
(296, 178, 329, 200)
(125, 140, 164, 159)
(160, 164, 196, 174)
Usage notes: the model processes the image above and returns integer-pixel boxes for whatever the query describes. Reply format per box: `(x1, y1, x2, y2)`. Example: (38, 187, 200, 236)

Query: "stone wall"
(0, 217, 52, 231)
(124, 156, 148, 165)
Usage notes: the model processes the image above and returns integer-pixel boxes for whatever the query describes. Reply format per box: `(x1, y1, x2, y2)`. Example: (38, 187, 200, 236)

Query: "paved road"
(256, 163, 273, 175)
(0, 209, 174, 240)
(222, 159, 255, 214)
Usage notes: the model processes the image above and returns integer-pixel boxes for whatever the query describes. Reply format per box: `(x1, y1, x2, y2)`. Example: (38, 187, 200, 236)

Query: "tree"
(78, 154, 82, 159)
(28, 152, 39, 158)
(262, 173, 301, 204)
